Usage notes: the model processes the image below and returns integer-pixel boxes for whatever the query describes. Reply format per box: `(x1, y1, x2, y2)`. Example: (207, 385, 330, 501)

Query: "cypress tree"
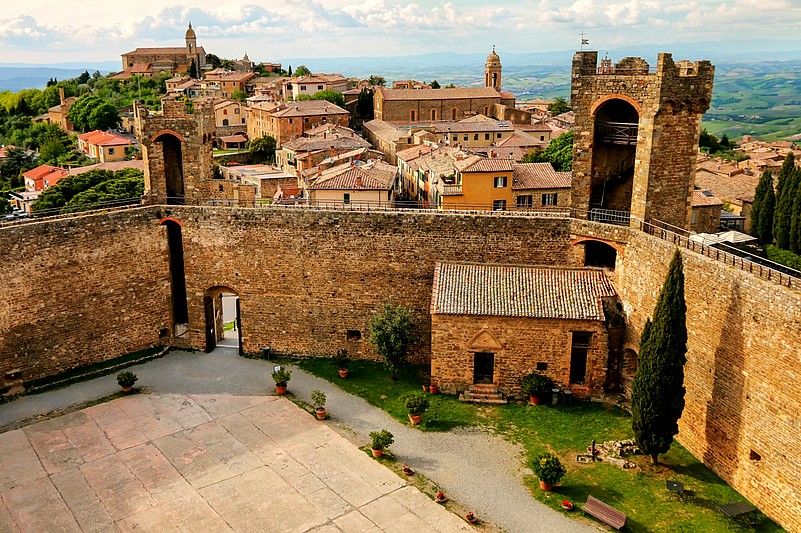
(188, 59, 198, 79)
(775, 167, 801, 249)
(749, 169, 775, 245)
(790, 181, 801, 254)
(775, 152, 795, 203)
(631, 249, 687, 464)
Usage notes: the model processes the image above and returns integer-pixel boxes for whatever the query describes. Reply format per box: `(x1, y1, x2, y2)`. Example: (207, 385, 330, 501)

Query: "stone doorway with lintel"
(203, 286, 242, 355)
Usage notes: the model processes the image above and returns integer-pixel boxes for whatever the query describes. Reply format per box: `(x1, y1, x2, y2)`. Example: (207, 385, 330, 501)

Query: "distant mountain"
(0, 62, 119, 92)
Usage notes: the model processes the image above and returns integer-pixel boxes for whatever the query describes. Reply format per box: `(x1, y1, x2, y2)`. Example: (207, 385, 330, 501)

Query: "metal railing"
(639, 219, 801, 289)
(439, 184, 463, 196)
(596, 121, 638, 145)
(589, 208, 631, 226)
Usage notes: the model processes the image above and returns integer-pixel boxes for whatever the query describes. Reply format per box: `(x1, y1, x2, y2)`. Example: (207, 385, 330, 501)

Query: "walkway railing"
(595, 121, 638, 145)
(638, 219, 801, 290)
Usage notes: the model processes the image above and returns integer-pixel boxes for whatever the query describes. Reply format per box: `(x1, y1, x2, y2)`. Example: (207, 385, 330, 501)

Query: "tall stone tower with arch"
(134, 97, 216, 205)
(570, 52, 714, 229)
(184, 23, 205, 75)
(485, 47, 502, 92)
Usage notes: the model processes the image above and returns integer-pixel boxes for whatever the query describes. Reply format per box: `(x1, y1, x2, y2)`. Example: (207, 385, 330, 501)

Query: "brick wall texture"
(1, 207, 800, 531)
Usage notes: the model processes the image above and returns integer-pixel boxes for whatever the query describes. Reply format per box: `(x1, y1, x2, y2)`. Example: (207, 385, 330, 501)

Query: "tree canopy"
(748, 170, 775, 245)
(368, 75, 386, 87)
(294, 65, 312, 77)
(521, 131, 573, 171)
(631, 249, 688, 464)
(309, 89, 345, 108)
(31, 168, 143, 214)
(367, 303, 417, 380)
(547, 97, 571, 115)
(67, 94, 120, 132)
(248, 135, 277, 164)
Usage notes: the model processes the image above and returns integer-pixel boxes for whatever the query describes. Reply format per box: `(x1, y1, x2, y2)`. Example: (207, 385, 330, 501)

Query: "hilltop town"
(1, 22, 801, 533)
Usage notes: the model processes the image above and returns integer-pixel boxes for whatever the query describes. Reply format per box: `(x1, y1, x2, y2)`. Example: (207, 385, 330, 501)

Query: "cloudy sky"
(1, 0, 800, 65)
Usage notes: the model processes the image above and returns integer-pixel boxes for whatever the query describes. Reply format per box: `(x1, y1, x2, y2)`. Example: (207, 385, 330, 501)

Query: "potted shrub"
(464, 511, 478, 524)
(117, 371, 138, 392)
(311, 389, 327, 420)
(402, 392, 430, 425)
(336, 349, 350, 379)
(521, 372, 552, 405)
(272, 367, 291, 395)
(531, 453, 567, 490)
(369, 429, 394, 457)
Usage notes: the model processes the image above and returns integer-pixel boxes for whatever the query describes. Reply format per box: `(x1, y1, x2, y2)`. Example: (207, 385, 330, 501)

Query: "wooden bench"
(582, 495, 627, 530)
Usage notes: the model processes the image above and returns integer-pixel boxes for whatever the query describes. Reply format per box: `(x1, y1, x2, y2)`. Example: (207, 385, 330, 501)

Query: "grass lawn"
(297, 358, 784, 533)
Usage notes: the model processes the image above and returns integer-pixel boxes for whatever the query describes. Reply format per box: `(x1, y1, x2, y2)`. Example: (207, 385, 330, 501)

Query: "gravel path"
(0, 346, 595, 533)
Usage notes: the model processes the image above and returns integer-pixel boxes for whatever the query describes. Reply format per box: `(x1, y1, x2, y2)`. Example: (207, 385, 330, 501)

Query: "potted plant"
(531, 453, 567, 491)
(429, 380, 439, 394)
(272, 367, 291, 395)
(435, 491, 448, 504)
(521, 372, 553, 405)
(464, 511, 478, 524)
(311, 389, 327, 420)
(561, 499, 574, 511)
(336, 349, 350, 379)
(402, 392, 430, 425)
(117, 371, 138, 392)
(369, 429, 394, 457)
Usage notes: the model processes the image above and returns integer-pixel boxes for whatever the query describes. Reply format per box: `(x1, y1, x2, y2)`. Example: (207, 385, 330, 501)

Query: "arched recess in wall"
(574, 239, 618, 269)
(154, 132, 185, 205)
(589, 98, 640, 215)
(203, 286, 242, 355)
(621, 347, 639, 394)
(160, 219, 189, 336)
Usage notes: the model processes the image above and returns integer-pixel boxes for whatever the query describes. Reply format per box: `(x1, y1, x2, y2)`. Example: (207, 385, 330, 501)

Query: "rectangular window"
(542, 193, 558, 206)
(570, 332, 592, 384)
(235, 108, 240, 114)
(318, 85, 323, 90)
(497, 133, 502, 139)
(463, 134, 468, 141)
(516, 195, 532, 208)
(691, 210, 699, 224)
(485, 133, 490, 141)
(536, 362, 548, 371)
(347, 329, 361, 341)
(492, 199, 507, 211)
(494, 176, 507, 188)
(108, 148, 115, 155)
(474, 134, 478, 141)
(343, 193, 351, 204)
(300, 85, 306, 90)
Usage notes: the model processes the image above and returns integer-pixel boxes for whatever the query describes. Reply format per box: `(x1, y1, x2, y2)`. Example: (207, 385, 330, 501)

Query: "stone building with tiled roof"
(76, 130, 135, 163)
(690, 189, 723, 234)
(276, 127, 370, 177)
(511, 163, 571, 210)
(430, 261, 619, 397)
(247, 100, 350, 146)
(304, 160, 397, 206)
(118, 23, 207, 78)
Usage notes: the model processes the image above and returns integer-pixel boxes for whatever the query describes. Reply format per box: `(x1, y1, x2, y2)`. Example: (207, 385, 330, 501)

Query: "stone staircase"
(459, 384, 507, 404)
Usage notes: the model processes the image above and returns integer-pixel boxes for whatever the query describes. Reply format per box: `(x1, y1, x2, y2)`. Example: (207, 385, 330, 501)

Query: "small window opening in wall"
(219, 184, 224, 192)
(347, 330, 362, 341)
(749, 450, 762, 461)
(536, 362, 548, 371)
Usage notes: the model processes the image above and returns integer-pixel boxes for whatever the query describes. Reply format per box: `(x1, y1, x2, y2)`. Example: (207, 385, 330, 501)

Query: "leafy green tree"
(356, 88, 374, 119)
(231, 90, 248, 102)
(77, 71, 90, 85)
(311, 89, 345, 108)
(367, 303, 417, 380)
(206, 54, 221, 68)
(749, 170, 775, 245)
(521, 131, 573, 171)
(188, 59, 198, 79)
(444, 83, 456, 88)
(368, 75, 386, 87)
(774, 167, 801, 249)
(31, 169, 142, 213)
(67, 94, 120, 132)
(248, 135, 277, 164)
(631, 249, 687, 465)
(63, 175, 143, 211)
(294, 65, 311, 77)
(430, 80, 440, 89)
(0, 146, 34, 181)
(547, 97, 571, 114)
(699, 129, 722, 154)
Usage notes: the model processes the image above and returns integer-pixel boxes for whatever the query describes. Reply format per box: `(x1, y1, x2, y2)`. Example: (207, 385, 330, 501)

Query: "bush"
(531, 453, 566, 486)
(272, 367, 291, 386)
(116, 371, 138, 388)
(336, 349, 350, 370)
(766, 245, 801, 272)
(311, 390, 326, 410)
(520, 373, 552, 397)
(402, 392, 430, 416)
(369, 429, 394, 451)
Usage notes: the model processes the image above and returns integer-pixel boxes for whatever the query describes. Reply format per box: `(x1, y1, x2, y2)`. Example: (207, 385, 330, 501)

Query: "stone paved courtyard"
(0, 393, 472, 532)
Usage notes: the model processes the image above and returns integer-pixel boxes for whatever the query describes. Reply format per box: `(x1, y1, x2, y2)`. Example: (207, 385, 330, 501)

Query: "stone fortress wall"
(0, 206, 800, 530)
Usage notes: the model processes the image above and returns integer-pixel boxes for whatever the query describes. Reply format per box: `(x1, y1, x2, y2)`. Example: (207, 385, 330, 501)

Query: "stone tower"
(185, 23, 197, 60)
(485, 47, 502, 92)
(135, 97, 216, 205)
(570, 52, 714, 229)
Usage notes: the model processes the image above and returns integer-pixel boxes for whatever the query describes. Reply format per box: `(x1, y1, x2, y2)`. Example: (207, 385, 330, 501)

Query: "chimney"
(59, 87, 65, 104)
(356, 176, 362, 188)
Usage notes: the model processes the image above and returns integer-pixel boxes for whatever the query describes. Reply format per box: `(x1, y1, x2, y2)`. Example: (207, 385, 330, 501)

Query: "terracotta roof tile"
(431, 262, 616, 320)
(379, 87, 502, 101)
(309, 160, 396, 191)
(692, 189, 723, 207)
(512, 163, 571, 190)
(455, 156, 513, 173)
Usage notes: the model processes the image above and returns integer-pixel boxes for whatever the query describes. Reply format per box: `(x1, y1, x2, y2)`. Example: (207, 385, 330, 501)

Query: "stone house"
(275, 127, 370, 177)
(511, 163, 571, 210)
(214, 100, 247, 128)
(22, 165, 68, 192)
(304, 160, 397, 206)
(430, 262, 618, 398)
(204, 70, 256, 99)
(47, 88, 76, 132)
(361, 119, 415, 165)
(247, 100, 350, 147)
(374, 86, 510, 123)
(435, 155, 514, 211)
(282, 74, 350, 100)
(431, 117, 515, 148)
(690, 189, 723, 234)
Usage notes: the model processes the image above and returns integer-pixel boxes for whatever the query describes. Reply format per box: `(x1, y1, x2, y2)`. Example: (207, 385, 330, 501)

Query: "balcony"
(595, 121, 638, 145)
(440, 184, 463, 196)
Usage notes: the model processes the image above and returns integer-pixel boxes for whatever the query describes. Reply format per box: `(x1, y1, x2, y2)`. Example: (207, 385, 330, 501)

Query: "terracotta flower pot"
(539, 480, 554, 491)
(121, 386, 133, 393)
(422, 385, 430, 392)
(315, 408, 327, 420)
(561, 501, 574, 511)
(338, 369, 348, 379)
(529, 394, 541, 405)
(465, 513, 478, 524)
(408, 413, 422, 425)
(275, 384, 287, 395)
(371, 448, 383, 458)
(429, 385, 439, 394)
(435, 492, 448, 504)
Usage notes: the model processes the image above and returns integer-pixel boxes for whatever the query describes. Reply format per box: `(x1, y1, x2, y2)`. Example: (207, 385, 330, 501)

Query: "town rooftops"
(309, 160, 396, 191)
(22, 165, 69, 191)
(455, 156, 514, 173)
(378, 87, 503, 101)
(431, 262, 616, 321)
(432, 120, 515, 133)
(692, 189, 723, 207)
(265, 100, 349, 118)
(123, 46, 205, 55)
(77, 130, 134, 147)
(512, 163, 571, 190)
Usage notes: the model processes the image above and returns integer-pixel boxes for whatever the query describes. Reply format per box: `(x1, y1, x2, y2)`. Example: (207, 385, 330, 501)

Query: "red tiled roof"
(431, 262, 616, 320)
(77, 130, 134, 147)
(692, 189, 723, 207)
(455, 156, 513, 173)
(69, 160, 143, 175)
(379, 87, 502, 101)
(512, 163, 571, 190)
(310, 161, 396, 191)
(220, 134, 247, 143)
(22, 165, 68, 191)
